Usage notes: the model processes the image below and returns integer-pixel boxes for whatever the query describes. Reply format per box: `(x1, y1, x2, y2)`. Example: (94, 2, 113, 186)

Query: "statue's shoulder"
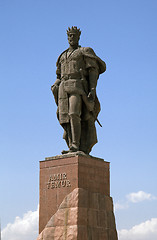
(56, 49, 68, 66)
(80, 47, 106, 74)
(80, 47, 96, 57)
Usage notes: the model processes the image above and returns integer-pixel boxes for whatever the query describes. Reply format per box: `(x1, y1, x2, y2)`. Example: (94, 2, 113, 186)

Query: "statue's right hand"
(51, 84, 59, 105)
(51, 85, 55, 92)
(51, 79, 60, 95)
(51, 84, 58, 93)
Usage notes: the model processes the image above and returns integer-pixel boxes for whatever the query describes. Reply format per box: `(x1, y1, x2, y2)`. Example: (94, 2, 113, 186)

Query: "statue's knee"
(69, 113, 80, 122)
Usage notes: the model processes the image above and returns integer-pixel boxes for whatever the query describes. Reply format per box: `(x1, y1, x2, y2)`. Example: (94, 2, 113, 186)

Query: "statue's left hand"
(88, 88, 96, 101)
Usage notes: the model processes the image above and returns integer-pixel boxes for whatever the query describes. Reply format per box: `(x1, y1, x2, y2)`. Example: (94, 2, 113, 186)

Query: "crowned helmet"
(67, 26, 81, 37)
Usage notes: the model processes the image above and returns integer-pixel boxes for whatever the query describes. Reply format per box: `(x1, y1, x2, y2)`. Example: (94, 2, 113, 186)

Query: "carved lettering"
(51, 181, 55, 189)
(46, 172, 71, 189)
(55, 180, 61, 188)
(63, 173, 67, 180)
(61, 180, 66, 187)
(66, 180, 71, 187)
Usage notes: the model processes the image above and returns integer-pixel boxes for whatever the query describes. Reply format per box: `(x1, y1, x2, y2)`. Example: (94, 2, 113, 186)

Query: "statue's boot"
(69, 114, 81, 152)
(61, 150, 69, 154)
(66, 124, 72, 149)
(61, 124, 72, 154)
(79, 121, 88, 154)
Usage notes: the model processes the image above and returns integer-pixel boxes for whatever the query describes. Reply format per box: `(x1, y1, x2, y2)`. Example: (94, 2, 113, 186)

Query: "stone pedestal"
(38, 152, 118, 240)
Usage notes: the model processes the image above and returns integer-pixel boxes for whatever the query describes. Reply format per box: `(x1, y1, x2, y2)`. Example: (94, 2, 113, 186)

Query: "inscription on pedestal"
(47, 172, 71, 189)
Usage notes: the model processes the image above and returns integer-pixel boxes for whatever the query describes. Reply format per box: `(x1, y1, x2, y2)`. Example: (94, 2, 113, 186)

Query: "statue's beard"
(69, 40, 79, 47)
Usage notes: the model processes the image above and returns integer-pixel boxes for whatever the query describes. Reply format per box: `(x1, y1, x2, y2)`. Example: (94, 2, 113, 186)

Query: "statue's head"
(67, 26, 81, 47)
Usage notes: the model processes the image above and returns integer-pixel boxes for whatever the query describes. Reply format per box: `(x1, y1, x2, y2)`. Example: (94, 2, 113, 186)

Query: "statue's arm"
(82, 47, 105, 101)
(51, 62, 61, 105)
(88, 67, 99, 101)
(84, 52, 99, 100)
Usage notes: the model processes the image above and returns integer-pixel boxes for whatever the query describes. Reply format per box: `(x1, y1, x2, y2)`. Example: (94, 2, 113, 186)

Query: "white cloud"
(115, 191, 157, 211)
(118, 218, 157, 240)
(114, 202, 129, 211)
(2, 206, 39, 240)
(126, 191, 155, 203)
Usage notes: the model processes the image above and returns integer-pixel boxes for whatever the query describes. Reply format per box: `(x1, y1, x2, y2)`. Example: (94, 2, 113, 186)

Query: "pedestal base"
(38, 152, 118, 239)
(37, 188, 118, 240)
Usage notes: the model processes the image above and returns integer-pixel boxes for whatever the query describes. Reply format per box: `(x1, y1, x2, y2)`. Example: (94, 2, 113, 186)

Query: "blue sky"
(0, 0, 157, 239)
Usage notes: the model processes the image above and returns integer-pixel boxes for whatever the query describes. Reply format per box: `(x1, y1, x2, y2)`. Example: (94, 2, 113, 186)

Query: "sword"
(80, 69, 102, 127)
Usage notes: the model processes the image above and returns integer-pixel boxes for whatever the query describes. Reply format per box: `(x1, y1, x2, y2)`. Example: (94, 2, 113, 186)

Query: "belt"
(61, 73, 81, 80)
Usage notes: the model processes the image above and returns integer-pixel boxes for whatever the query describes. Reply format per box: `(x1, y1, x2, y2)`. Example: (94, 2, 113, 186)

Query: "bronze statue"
(51, 26, 106, 154)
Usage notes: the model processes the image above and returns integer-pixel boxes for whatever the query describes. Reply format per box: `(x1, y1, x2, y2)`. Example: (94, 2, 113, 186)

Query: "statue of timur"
(51, 26, 106, 154)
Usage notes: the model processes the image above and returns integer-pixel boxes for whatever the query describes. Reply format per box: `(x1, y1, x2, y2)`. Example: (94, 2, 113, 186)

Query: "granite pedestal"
(38, 152, 118, 240)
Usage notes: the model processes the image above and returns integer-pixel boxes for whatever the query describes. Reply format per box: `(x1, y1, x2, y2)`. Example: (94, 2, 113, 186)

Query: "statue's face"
(68, 33, 79, 47)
